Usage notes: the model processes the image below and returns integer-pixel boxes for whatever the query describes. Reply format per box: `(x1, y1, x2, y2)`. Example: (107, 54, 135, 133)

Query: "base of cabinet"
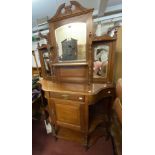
(56, 127, 85, 144)
(54, 125, 109, 148)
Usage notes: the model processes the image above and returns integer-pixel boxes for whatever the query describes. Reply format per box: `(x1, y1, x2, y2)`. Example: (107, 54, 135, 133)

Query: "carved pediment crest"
(49, 1, 93, 22)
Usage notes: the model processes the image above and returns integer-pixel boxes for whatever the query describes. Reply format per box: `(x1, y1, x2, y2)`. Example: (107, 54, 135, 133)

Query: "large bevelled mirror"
(55, 22, 86, 62)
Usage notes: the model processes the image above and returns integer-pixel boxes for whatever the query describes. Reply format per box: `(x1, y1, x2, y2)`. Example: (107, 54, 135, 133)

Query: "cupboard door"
(54, 99, 85, 131)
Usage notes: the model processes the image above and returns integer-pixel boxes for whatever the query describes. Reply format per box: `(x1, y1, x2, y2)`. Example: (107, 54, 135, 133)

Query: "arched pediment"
(49, 1, 94, 22)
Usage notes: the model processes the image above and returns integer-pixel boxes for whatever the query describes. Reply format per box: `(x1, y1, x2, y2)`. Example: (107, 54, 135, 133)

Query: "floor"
(32, 120, 114, 155)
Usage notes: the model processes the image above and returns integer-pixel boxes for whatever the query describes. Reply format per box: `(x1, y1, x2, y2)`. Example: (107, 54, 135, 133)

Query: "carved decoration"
(49, 1, 94, 22)
(38, 32, 52, 45)
(88, 32, 93, 85)
(107, 26, 120, 38)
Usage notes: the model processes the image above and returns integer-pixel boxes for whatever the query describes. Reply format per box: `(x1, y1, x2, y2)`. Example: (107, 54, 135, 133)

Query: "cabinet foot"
(105, 129, 111, 141)
(54, 136, 58, 142)
(84, 145, 89, 151)
(83, 135, 89, 151)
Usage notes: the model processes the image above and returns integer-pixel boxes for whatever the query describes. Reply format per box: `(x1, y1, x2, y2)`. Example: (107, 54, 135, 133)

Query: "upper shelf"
(52, 62, 88, 67)
(92, 35, 116, 42)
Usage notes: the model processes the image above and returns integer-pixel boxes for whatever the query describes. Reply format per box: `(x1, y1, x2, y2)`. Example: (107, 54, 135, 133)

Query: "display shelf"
(93, 34, 116, 42)
(52, 62, 88, 67)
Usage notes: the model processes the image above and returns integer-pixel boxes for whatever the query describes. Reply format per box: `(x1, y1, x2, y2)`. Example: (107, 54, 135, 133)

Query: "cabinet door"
(53, 99, 85, 131)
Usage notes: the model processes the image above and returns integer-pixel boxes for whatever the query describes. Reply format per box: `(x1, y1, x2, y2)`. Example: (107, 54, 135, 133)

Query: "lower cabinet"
(46, 88, 115, 147)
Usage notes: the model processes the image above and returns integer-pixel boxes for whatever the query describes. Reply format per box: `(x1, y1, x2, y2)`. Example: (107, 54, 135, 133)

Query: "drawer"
(88, 88, 115, 105)
(50, 92, 85, 102)
(94, 88, 114, 98)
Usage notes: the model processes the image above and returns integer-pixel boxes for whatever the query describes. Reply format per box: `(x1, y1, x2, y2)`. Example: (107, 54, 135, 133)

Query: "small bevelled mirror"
(42, 50, 51, 76)
(93, 45, 109, 78)
(55, 22, 86, 62)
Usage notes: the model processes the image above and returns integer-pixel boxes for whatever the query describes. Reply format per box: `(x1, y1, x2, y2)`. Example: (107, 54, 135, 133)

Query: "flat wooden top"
(39, 79, 114, 95)
(52, 62, 88, 66)
(92, 35, 116, 42)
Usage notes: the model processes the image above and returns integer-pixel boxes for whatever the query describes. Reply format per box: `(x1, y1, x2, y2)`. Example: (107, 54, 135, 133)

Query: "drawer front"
(50, 92, 85, 102)
(96, 88, 115, 98)
(88, 88, 115, 105)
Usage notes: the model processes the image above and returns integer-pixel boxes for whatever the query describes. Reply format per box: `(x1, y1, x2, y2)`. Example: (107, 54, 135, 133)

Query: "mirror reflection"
(43, 51, 51, 75)
(55, 23, 86, 62)
(93, 45, 109, 78)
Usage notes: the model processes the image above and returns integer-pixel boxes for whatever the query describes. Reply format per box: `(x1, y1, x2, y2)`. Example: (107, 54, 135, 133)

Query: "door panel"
(54, 99, 84, 131)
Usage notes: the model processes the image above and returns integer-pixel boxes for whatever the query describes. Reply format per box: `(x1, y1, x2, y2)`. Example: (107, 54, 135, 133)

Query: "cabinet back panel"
(55, 66, 88, 83)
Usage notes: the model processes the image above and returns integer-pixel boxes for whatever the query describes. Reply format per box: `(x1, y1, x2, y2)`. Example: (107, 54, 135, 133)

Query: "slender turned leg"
(85, 145, 89, 151)
(105, 119, 111, 140)
(53, 125, 58, 141)
(105, 97, 114, 141)
(51, 124, 57, 141)
(54, 136, 58, 141)
(110, 134, 117, 155)
(105, 111, 112, 141)
(84, 135, 89, 151)
(105, 126, 111, 141)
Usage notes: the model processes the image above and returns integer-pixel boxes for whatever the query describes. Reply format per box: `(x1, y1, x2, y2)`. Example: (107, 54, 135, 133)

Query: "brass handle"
(107, 91, 111, 94)
(78, 97, 83, 101)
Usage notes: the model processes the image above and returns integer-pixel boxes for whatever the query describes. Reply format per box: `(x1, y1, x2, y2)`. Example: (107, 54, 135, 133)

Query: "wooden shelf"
(92, 35, 116, 42)
(52, 62, 88, 67)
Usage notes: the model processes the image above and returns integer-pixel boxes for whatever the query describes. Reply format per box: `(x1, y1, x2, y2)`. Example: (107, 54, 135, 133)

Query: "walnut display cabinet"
(38, 1, 116, 149)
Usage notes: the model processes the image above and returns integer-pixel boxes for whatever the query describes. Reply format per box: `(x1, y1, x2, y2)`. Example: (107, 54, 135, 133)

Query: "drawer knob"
(61, 94, 69, 99)
(107, 91, 111, 94)
(78, 97, 83, 101)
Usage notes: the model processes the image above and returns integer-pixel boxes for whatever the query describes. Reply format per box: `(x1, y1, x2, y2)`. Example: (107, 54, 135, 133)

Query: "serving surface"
(39, 79, 114, 95)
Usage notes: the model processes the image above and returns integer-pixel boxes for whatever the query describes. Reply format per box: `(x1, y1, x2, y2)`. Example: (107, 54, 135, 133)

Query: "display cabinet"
(38, 1, 117, 148)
